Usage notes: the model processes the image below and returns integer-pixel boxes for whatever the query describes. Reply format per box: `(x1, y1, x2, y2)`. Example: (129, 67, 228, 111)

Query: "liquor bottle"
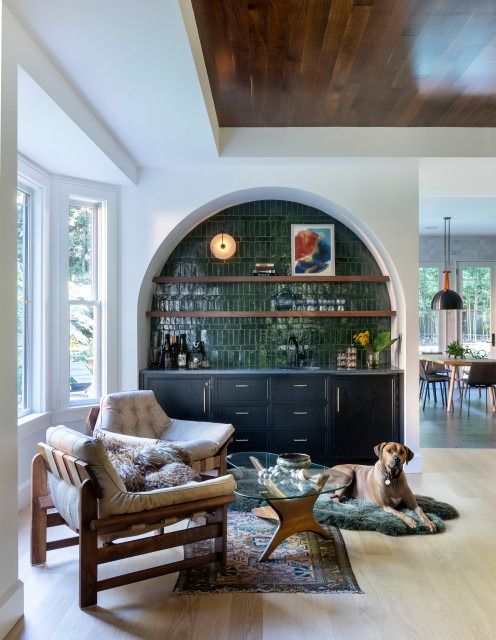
(159, 333, 171, 369)
(178, 334, 188, 368)
(170, 334, 179, 369)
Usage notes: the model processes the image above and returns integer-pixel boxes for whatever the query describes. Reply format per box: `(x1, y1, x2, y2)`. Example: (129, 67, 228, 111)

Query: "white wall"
(0, 1, 24, 634)
(120, 159, 421, 468)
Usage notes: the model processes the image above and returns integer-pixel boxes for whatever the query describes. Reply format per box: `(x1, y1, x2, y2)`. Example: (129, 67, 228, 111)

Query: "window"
(419, 266, 441, 353)
(17, 187, 33, 416)
(68, 200, 101, 402)
(459, 264, 494, 356)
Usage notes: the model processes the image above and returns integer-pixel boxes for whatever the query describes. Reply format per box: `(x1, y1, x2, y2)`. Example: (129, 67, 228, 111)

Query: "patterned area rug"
(174, 511, 361, 594)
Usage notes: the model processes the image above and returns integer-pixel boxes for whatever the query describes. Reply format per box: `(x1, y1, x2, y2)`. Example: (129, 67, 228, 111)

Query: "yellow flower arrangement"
(353, 330, 398, 353)
(353, 330, 371, 349)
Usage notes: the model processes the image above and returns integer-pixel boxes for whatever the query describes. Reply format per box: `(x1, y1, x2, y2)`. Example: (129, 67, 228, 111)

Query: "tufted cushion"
(97, 390, 172, 439)
(161, 419, 235, 461)
(45, 425, 236, 534)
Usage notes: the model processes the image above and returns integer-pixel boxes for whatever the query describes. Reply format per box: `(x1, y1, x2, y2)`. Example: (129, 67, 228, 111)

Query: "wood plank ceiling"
(192, 0, 496, 127)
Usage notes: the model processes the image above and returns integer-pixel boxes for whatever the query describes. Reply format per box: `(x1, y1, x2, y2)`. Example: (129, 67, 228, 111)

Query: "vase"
(367, 351, 380, 369)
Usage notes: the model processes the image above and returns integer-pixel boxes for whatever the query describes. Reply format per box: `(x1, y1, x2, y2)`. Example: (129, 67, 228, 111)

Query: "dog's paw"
(423, 519, 437, 533)
(404, 516, 417, 529)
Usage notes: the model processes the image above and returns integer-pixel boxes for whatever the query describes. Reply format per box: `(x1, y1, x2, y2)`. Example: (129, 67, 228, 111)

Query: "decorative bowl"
(276, 452, 311, 471)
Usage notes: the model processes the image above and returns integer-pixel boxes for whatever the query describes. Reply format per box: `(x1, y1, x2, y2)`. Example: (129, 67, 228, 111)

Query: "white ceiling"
(9, 0, 218, 168)
(7, 0, 496, 235)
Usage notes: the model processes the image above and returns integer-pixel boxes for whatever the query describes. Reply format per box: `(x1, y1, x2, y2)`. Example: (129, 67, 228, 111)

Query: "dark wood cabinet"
(139, 369, 402, 464)
(330, 374, 401, 463)
(140, 373, 212, 421)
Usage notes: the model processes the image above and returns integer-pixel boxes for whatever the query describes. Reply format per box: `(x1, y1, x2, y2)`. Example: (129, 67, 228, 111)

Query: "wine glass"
(169, 283, 180, 312)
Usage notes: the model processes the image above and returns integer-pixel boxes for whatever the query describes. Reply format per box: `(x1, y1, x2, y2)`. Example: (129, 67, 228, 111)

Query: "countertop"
(140, 367, 403, 375)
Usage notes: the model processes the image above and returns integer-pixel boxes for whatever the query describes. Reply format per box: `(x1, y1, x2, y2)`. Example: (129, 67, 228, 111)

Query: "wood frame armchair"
(31, 426, 235, 608)
(85, 390, 234, 475)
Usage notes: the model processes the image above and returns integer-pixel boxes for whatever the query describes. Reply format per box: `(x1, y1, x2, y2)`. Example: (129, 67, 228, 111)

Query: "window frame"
(68, 199, 102, 404)
(16, 184, 34, 417)
(52, 177, 118, 412)
(17, 156, 50, 421)
(419, 262, 443, 354)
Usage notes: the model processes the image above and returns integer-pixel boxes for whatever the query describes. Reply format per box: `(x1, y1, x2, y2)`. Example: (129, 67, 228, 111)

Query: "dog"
(329, 441, 436, 533)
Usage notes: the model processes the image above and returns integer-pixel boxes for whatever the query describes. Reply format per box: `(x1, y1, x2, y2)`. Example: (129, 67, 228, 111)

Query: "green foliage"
(446, 340, 466, 358)
(371, 331, 398, 352)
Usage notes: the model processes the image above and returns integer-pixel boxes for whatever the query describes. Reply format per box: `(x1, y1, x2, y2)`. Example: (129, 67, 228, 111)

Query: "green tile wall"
(150, 200, 392, 368)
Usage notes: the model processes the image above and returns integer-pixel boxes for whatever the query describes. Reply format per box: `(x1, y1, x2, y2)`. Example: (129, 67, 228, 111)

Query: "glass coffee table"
(227, 451, 351, 561)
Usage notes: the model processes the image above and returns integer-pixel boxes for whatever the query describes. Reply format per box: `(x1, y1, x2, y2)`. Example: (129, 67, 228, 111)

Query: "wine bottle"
(178, 334, 188, 368)
(170, 334, 179, 369)
(159, 333, 171, 369)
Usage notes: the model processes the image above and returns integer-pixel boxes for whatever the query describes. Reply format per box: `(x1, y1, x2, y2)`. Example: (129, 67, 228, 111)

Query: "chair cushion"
(98, 390, 172, 439)
(161, 418, 235, 461)
(45, 425, 236, 530)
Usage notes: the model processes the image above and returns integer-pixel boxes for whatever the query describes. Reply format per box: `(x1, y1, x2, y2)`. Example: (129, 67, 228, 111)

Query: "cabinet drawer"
(213, 405, 269, 428)
(273, 404, 326, 429)
(215, 377, 269, 403)
(228, 431, 269, 452)
(272, 376, 326, 402)
(273, 430, 326, 454)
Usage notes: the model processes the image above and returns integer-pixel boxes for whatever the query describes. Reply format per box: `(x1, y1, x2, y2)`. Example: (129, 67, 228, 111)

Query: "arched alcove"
(139, 194, 403, 371)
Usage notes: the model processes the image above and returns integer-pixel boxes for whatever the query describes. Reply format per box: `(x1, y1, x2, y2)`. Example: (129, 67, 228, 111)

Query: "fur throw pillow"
(97, 435, 201, 492)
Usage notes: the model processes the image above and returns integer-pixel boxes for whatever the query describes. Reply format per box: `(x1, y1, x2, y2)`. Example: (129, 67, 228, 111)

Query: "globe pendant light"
(210, 232, 236, 259)
(431, 217, 463, 310)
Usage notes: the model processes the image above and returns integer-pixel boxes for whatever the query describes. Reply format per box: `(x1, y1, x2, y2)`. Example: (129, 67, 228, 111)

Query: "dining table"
(421, 355, 496, 412)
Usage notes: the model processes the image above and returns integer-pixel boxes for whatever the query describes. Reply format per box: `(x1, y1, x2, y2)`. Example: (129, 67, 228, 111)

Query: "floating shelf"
(153, 275, 390, 284)
(147, 310, 396, 318)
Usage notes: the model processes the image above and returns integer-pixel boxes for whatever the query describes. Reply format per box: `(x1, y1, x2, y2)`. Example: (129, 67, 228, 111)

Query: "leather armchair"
(87, 390, 234, 474)
(31, 425, 235, 607)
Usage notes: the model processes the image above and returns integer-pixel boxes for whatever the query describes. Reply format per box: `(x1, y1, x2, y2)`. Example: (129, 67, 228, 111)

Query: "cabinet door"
(331, 375, 399, 462)
(140, 374, 211, 421)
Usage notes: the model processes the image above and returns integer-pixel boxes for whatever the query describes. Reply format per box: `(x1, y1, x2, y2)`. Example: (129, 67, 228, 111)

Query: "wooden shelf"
(152, 275, 390, 284)
(147, 310, 396, 318)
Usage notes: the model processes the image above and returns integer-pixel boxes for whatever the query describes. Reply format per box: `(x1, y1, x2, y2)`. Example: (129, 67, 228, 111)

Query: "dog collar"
(379, 464, 398, 486)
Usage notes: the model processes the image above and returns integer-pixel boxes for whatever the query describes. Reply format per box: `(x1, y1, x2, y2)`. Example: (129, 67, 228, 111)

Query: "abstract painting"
(291, 224, 335, 276)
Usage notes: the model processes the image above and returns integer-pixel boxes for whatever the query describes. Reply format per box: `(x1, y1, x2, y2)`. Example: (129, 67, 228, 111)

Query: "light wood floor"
(7, 448, 496, 640)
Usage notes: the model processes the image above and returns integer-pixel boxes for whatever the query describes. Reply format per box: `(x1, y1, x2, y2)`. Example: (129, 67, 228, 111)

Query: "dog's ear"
(373, 442, 387, 459)
(405, 446, 415, 463)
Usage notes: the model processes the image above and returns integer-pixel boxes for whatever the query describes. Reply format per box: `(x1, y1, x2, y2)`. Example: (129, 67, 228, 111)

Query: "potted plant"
(353, 330, 398, 368)
(446, 340, 466, 359)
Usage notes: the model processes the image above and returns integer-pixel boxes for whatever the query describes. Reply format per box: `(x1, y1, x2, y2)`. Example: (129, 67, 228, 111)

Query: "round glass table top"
(227, 451, 351, 501)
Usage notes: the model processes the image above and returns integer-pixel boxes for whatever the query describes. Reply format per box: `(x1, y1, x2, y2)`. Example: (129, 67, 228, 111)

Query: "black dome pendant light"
(431, 216, 463, 310)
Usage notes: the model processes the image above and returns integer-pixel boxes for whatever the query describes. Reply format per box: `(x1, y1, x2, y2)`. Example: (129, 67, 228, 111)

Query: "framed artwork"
(291, 224, 335, 276)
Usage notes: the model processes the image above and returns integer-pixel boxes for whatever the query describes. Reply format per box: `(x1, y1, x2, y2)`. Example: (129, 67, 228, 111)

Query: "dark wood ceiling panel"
(191, 0, 496, 126)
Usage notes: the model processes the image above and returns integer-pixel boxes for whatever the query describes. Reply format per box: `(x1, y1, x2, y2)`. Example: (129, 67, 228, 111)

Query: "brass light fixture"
(210, 232, 236, 260)
(431, 217, 463, 310)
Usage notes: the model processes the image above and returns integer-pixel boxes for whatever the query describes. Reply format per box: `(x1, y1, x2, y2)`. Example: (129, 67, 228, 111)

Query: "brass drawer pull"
(293, 411, 308, 415)
(292, 438, 308, 443)
(292, 384, 308, 388)
(235, 438, 249, 442)
(235, 411, 250, 415)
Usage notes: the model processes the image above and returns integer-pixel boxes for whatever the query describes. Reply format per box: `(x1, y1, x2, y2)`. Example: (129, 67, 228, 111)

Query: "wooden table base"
(251, 493, 331, 562)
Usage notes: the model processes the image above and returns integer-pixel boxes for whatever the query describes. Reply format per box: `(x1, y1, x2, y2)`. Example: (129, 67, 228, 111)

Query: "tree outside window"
(69, 201, 100, 401)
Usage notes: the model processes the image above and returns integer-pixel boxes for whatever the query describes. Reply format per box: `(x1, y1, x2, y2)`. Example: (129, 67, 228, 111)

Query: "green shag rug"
(230, 494, 458, 536)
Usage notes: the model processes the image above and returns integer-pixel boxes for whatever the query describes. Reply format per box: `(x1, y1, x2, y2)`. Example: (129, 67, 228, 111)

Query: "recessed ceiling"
(420, 196, 496, 236)
(193, 0, 496, 127)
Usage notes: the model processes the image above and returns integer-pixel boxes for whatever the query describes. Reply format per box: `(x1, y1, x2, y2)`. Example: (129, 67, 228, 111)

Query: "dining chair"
(419, 360, 450, 410)
(459, 362, 496, 417)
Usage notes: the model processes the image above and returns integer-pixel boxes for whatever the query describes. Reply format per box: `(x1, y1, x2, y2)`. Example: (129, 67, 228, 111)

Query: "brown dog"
(329, 442, 436, 533)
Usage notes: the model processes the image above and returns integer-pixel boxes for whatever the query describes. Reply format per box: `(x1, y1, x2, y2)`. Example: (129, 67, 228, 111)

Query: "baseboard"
(0, 580, 24, 639)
